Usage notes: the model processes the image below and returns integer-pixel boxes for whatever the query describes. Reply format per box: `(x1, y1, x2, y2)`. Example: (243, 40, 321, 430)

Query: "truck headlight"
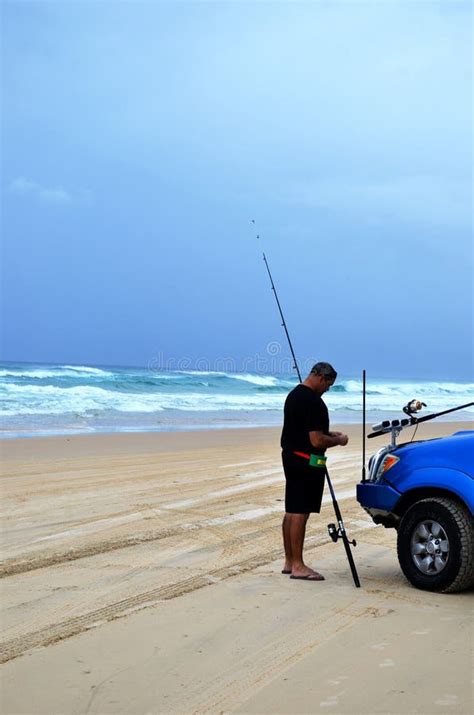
(374, 454, 400, 482)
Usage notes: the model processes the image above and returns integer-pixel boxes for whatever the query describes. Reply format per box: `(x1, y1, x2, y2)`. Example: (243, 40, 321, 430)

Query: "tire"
(397, 497, 474, 593)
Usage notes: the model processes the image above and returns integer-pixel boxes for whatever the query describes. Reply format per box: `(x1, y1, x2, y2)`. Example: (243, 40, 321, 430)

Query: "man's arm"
(309, 430, 349, 450)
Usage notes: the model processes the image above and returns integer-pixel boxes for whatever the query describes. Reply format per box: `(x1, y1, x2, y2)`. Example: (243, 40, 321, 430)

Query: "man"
(280, 362, 349, 581)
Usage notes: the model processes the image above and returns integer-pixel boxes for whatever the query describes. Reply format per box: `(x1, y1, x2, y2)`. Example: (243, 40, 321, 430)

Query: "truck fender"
(392, 468, 474, 515)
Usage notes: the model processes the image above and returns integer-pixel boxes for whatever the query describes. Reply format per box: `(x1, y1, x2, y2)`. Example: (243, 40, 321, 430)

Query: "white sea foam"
(3, 380, 472, 418)
(180, 370, 229, 376)
(180, 370, 281, 386)
(366, 380, 473, 396)
(1, 363, 473, 427)
(334, 378, 474, 397)
(0, 365, 113, 379)
(0, 383, 285, 415)
(231, 373, 279, 386)
(61, 365, 113, 375)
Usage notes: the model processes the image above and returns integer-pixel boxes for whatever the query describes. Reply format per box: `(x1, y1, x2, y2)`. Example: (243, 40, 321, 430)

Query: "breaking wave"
(1, 362, 472, 436)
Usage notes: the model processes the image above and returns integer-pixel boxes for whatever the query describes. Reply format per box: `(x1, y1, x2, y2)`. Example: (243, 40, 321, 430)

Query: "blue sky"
(2, 0, 472, 379)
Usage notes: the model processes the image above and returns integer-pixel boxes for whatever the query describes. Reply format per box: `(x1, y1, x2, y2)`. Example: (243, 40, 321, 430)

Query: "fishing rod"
(262, 252, 302, 382)
(253, 221, 360, 588)
(368, 401, 474, 442)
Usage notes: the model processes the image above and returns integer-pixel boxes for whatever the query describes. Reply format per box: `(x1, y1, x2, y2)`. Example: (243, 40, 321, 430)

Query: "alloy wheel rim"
(410, 520, 449, 575)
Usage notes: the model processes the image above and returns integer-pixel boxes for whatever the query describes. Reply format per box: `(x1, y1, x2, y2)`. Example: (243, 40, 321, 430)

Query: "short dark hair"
(310, 362, 337, 380)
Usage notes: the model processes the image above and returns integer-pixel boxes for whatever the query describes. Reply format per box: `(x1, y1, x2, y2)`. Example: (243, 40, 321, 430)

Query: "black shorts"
(282, 452, 326, 514)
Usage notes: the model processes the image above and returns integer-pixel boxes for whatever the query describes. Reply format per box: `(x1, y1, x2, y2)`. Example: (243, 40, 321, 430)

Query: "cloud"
(8, 176, 90, 205)
(285, 175, 472, 230)
(37, 187, 72, 203)
(9, 177, 42, 195)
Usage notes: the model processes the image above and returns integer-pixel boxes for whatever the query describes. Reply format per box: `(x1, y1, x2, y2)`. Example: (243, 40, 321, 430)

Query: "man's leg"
(284, 512, 322, 578)
(282, 514, 293, 572)
(288, 513, 310, 576)
(282, 472, 323, 578)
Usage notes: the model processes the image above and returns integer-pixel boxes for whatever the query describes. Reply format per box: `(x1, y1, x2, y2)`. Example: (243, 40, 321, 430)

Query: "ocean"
(1, 362, 473, 438)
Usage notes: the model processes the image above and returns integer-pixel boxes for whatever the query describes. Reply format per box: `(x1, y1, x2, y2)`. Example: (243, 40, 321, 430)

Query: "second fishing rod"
(259, 239, 361, 588)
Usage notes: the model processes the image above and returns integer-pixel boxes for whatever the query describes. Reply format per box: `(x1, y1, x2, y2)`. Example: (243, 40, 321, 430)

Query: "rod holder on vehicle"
(368, 401, 474, 448)
(370, 418, 412, 448)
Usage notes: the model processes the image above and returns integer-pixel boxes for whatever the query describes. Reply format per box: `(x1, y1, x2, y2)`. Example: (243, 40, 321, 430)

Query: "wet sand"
(1, 423, 472, 713)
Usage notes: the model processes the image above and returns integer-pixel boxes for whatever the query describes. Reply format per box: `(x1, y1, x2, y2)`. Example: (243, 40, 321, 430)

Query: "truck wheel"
(397, 497, 474, 593)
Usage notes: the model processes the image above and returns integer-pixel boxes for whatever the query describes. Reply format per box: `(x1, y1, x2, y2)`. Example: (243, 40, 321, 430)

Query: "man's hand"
(309, 430, 349, 449)
(329, 431, 349, 446)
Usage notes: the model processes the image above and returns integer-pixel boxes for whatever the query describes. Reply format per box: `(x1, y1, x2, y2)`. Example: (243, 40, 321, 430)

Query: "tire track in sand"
(174, 601, 388, 714)
(0, 526, 348, 665)
(0, 548, 278, 663)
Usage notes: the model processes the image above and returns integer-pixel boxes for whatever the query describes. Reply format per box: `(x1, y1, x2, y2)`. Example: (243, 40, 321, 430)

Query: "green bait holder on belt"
(293, 451, 327, 468)
(309, 453, 327, 468)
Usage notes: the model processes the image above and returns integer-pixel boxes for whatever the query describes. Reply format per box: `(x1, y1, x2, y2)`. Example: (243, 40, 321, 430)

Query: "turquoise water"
(1, 362, 472, 438)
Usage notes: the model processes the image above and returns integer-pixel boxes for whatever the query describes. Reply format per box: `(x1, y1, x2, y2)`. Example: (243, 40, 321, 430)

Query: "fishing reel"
(403, 399, 427, 416)
(328, 523, 357, 547)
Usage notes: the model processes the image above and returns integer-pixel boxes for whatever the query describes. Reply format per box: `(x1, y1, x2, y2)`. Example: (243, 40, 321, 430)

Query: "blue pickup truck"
(357, 403, 473, 593)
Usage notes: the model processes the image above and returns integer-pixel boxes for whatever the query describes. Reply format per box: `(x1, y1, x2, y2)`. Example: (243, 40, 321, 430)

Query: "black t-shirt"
(280, 384, 330, 454)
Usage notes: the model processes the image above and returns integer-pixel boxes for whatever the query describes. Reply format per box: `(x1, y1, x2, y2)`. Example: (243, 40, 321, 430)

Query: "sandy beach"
(1, 422, 472, 714)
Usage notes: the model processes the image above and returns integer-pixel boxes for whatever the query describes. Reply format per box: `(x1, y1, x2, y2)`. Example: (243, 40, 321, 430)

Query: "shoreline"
(1, 409, 472, 442)
(1, 420, 470, 461)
